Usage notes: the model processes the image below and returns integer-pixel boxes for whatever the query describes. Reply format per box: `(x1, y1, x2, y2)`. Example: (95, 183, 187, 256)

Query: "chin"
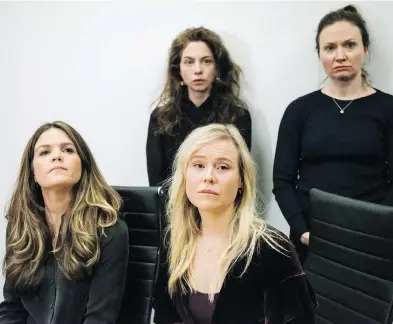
(190, 85, 211, 93)
(193, 201, 220, 211)
(332, 72, 357, 82)
(41, 180, 77, 190)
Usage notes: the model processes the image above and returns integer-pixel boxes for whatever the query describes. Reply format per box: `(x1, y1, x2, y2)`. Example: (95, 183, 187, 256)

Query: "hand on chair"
(300, 232, 310, 246)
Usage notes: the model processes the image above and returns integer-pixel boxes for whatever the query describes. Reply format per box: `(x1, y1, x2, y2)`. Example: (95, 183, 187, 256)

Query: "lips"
(50, 166, 67, 172)
(334, 66, 350, 70)
(199, 189, 218, 195)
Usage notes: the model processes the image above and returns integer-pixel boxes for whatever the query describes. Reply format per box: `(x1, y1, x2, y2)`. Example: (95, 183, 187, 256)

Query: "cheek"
(207, 66, 216, 80)
(351, 51, 365, 67)
(70, 156, 82, 179)
(222, 180, 240, 202)
(185, 170, 198, 194)
(180, 66, 190, 81)
(32, 159, 46, 181)
(320, 54, 332, 72)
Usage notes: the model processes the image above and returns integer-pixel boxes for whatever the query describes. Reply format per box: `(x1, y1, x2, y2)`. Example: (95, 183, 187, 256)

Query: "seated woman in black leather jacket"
(153, 123, 317, 324)
(0, 121, 129, 324)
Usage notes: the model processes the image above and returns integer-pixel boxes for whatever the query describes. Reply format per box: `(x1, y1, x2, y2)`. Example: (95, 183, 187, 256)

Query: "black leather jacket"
(0, 219, 129, 324)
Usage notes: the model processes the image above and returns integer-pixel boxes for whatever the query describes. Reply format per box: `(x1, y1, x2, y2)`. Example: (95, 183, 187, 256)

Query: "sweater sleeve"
(273, 99, 308, 242)
(234, 108, 252, 151)
(382, 97, 393, 205)
(146, 112, 168, 186)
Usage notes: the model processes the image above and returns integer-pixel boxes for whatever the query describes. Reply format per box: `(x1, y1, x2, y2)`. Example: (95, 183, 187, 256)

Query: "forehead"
(34, 128, 73, 149)
(191, 139, 238, 161)
(319, 21, 362, 43)
(181, 41, 213, 58)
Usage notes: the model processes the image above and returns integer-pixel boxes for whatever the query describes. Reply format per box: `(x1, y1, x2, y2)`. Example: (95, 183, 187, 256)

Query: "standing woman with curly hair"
(0, 121, 129, 324)
(146, 26, 252, 186)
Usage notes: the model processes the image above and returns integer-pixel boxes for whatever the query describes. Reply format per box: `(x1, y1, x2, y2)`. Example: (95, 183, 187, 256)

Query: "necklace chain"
(332, 98, 354, 114)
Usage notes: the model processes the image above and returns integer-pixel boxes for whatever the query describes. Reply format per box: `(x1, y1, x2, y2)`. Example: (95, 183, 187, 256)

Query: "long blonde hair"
(3, 121, 122, 292)
(165, 123, 288, 300)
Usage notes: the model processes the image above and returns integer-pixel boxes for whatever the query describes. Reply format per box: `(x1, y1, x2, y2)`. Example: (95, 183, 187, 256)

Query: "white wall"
(0, 1, 392, 296)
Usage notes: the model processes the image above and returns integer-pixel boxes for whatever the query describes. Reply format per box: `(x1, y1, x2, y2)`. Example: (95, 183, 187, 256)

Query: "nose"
(335, 46, 347, 62)
(52, 148, 63, 161)
(194, 62, 202, 75)
(203, 166, 216, 183)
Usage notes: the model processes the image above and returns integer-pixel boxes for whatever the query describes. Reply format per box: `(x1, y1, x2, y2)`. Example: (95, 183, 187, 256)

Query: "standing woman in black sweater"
(146, 27, 252, 186)
(273, 5, 393, 264)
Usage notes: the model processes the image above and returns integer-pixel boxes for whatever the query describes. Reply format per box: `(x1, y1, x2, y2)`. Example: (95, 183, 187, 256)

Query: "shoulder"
(149, 107, 160, 122)
(100, 218, 129, 247)
(233, 106, 251, 122)
(284, 90, 322, 114)
(373, 88, 393, 101)
(373, 89, 393, 108)
(256, 226, 304, 286)
(368, 89, 393, 119)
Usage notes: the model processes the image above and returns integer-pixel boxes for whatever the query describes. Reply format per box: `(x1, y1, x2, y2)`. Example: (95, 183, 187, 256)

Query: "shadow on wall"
(220, 31, 273, 217)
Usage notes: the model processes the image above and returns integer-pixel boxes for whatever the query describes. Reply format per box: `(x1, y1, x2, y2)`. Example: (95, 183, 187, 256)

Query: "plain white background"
(0, 1, 392, 298)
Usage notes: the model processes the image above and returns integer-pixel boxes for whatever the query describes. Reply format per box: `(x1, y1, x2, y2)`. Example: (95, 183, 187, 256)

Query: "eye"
(217, 164, 229, 170)
(204, 58, 213, 64)
(346, 41, 356, 48)
(184, 59, 193, 65)
(39, 150, 49, 156)
(325, 45, 335, 52)
(193, 163, 204, 169)
(63, 147, 74, 153)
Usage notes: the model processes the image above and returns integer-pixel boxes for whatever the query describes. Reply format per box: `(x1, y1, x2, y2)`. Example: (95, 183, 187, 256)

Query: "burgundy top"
(188, 291, 219, 324)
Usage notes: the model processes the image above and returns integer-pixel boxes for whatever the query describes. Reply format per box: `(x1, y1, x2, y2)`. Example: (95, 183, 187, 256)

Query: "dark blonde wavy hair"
(154, 26, 248, 135)
(3, 121, 122, 292)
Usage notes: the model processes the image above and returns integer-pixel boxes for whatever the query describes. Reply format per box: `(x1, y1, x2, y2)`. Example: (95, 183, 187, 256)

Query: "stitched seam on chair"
(130, 245, 157, 249)
(129, 229, 158, 232)
(122, 211, 156, 215)
(129, 261, 156, 266)
(308, 269, 390, 306)
(308, 251, 391, 283)
(313, 218, 393, 242)
(314, 292, 381, 324)
(308, 252, 393, 303)
(313, 236, 393, 263)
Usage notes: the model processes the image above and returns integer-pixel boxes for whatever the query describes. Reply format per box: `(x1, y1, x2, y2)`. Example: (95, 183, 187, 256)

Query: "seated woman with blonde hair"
(0, 121, 129, 324)
(153, 123, 317, 324)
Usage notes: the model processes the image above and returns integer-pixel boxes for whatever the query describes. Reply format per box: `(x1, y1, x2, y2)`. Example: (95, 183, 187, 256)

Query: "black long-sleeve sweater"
(273, 89, 393, 241)
(146, 95, 252, 186)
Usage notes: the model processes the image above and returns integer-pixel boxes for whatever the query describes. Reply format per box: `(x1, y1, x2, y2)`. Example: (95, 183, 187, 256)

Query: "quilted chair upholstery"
(113, 186, 164, 324)
(304, 188, 393, 324)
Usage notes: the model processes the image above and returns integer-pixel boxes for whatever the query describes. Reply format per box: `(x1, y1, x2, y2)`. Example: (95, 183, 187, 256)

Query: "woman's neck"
(199, 206, 232, 239)
(188, 89, 211, 107)
(324, 76, 371, 100)
(42, 188, 71, 234)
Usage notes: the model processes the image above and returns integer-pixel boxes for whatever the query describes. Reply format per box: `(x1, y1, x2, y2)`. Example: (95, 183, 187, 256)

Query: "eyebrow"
(191, 155, 234, 164)
(34, 142, 75, 153)
(323, 38, 356, 45)
(183, 55, 213, 60)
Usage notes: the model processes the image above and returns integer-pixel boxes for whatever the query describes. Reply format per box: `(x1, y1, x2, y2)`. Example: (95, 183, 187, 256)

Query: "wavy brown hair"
(3, 121, 122, 292)
(154, 26, 248, 134)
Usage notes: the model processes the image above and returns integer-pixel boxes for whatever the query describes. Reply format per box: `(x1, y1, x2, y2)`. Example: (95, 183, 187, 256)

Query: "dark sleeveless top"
(188, 291, 219, 324)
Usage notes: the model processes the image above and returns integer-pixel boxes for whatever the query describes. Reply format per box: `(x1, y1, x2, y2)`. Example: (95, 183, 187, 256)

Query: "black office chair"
(304, 188, 393, 324)
(113, 186, 164, 324)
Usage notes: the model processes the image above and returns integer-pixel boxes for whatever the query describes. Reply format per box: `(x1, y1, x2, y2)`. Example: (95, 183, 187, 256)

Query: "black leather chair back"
(114, 186, 164, 324)
(304, 189, 393, 324)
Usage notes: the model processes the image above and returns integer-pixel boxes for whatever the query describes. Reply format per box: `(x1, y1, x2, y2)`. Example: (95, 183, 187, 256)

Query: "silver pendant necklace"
(332, 98, 354, 114)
